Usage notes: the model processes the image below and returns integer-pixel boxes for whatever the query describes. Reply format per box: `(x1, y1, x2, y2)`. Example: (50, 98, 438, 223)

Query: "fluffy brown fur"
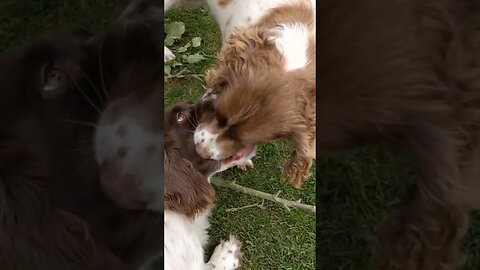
(164, 140, 216, 218)
(319, 0, 480, 269)
(164, 102, 225, 217)
(199, 10, 316, 187)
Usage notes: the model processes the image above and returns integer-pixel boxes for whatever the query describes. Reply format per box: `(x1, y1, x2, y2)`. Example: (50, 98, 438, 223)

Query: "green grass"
(164, 8, 316, 270)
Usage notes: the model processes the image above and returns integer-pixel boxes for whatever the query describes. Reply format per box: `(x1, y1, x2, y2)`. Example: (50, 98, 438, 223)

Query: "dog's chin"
(222, 144, 256, 164)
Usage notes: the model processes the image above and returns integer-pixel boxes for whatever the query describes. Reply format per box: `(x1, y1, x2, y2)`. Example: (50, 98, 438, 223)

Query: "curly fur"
(198, 6, 316, 187)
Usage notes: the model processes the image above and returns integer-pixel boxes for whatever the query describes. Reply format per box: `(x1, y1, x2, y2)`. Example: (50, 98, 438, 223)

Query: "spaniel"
(94, 99, 245, 270)
(153, 0, 316, 187)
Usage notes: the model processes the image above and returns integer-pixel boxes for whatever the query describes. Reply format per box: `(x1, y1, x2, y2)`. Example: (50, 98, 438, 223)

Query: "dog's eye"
(176, 112, 187, 123)
(43, 67, 67, 92)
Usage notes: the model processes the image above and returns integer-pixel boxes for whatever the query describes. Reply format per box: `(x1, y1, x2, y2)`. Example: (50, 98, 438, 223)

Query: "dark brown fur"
(163, 102, 221, 218)
(0, 32, 129, 270)
(0, 2, 166, 269)
(319, 0, 480, 269)
(165, 102, 222, 176)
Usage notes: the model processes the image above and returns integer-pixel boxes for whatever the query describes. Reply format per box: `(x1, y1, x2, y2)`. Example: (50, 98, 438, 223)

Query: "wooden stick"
(225, 200, 266, 212)
(210, 178, 316, 215)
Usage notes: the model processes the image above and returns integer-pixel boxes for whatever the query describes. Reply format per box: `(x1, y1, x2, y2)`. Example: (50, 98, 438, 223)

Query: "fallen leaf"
(187, 53, 206, 64)
(192, 37, 202, 47)
(164, 65, 171, 75)
(177, 42, 191, 53)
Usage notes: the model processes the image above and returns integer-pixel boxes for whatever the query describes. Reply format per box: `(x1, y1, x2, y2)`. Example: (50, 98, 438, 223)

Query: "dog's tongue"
(224, 144, 255, 164)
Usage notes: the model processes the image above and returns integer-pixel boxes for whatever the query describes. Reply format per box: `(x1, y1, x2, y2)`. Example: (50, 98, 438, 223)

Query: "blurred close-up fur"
(318, 0, 480, 269)
(0, 1, 166, 269)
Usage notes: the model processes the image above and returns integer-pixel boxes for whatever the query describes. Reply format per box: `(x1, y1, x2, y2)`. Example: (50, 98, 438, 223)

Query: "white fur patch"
(204, 0, 295, 39)
(271, 23, 310, 71)
(164, 210, 211, 270)
(94, 113, 163, 201)
(194, 127, 222, 160)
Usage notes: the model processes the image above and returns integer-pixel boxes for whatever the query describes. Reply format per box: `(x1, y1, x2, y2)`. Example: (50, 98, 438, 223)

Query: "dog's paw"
(236, 159, 254, 171)
(164, 46, 175, 62)
(207, 235, 243, 270)
(283, 158, 312, 188)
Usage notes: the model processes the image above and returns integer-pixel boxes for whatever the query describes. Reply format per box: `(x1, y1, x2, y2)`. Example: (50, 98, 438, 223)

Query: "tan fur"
(218, 0, 233, 8)
(254, 1, 315, 29)
(202, 2, 316, 187)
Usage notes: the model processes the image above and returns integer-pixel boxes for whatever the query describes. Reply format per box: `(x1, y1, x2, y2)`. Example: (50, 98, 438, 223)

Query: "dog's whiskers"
(69, 74, 102, 114)
(186, 116, 198, 129)
(97, 41, 110, 103)
(193, 105, 199, 126)
(79, 69, 105, 106)
(61, 119, 97, 128)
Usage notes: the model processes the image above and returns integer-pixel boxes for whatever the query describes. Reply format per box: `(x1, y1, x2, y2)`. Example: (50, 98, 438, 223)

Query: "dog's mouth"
(223, 144, 256, 164)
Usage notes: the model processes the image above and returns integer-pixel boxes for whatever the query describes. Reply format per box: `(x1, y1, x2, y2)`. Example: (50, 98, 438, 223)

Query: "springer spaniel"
(94, 99, 245, 270)
(151, 0, 317, 187)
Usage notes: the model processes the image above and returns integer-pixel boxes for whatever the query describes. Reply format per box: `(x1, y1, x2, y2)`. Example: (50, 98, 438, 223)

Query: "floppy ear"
(203, 68, 228, 101)
(164, 142, 215, 218)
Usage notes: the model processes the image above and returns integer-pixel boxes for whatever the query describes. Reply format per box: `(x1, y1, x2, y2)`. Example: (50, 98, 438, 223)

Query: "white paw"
(236, 159, 254, 171)
(207, 235, 243, 270)
(164, 46, 175, 62)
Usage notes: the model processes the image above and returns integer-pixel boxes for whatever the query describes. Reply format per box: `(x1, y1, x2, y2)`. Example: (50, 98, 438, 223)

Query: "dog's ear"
(164, 138, 215, 217)
(204, 68, 228, 101)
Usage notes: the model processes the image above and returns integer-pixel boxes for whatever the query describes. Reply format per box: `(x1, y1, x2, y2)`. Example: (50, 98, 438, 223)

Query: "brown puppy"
(94, 98, 246, 269)
(95, 100, 249, 212)
(318, 0, 480, 269)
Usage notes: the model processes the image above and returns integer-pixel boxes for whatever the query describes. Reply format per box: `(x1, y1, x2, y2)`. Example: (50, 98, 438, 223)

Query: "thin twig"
(210, 178, 316, 215)
(164, 73, 204, 81)
(225, 200, 266, 212)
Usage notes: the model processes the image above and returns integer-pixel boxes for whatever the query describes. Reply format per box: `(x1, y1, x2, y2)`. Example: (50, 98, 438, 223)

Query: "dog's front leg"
(283, 127, 314, 188)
